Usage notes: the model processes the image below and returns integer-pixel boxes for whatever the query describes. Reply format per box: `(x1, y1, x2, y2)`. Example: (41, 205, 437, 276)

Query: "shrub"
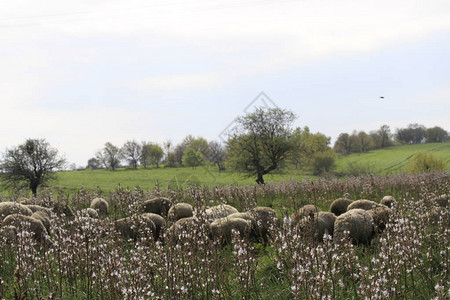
(312, 150, 336, 175)
(406, 152, 445, 174)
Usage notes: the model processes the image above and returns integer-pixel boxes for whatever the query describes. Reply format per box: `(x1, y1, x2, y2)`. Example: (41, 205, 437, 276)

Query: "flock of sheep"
(0, 193, 447, 248)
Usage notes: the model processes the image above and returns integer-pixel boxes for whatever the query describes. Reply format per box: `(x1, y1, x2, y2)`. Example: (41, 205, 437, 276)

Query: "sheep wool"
(168, 203, 194, 222)
(2, 214, 49, 244)
(249, 206, 278, 244)
(80, 208, 99, 219)
(31, 211, 51, 233)
(210, 217, 252, 244)
(90, 198, 109, 218)
(380, 196, 397, 209)
(141, 213, 166, 239)
(334, 209, 374, 245)
(204, 204, 239, 222)
(292, 211, 336, 242)
(142, 197, 172, 216)
(330, 198, 353, 216)
(347, 199, 383, 211)
(0, 202, 33, 221)
(368, 205, 392, 233)
(291, 204, 320, 227)
(115, 215, 156, 241)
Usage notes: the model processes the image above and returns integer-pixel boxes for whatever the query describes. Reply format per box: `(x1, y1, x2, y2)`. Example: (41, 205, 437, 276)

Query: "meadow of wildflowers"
(0, 171, 448, 299)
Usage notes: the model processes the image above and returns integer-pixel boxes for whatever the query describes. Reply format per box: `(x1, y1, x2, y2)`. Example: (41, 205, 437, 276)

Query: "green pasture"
(55, 166, 309, 193)
(334, 142, 450, 175)
(39, 142, 450, 194)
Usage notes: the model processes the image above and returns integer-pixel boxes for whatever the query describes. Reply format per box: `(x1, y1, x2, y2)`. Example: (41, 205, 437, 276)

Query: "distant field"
(334, 142, 450, 175)
(55, 166, 310, 193)
(50, 143, 450, 193)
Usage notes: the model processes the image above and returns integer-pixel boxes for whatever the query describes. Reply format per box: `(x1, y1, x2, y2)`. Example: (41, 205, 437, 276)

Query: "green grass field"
(334, 142, 450, 175)
(55, 166, 310, 193)
(50, 142, 450, 194)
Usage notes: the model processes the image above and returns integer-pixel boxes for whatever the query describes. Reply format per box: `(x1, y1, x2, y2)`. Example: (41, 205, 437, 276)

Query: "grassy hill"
(43, 143, 450, 194)
(334, 142, 450, 175)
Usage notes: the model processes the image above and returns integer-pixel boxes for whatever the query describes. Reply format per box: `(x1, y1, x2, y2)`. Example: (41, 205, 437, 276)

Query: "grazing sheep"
(141, 213, 166, 239)
(90, 198, 109, 218)
(0, 202, 33, 221)
(51, 202, 74, 218)
(330, 198, 353, 216)
(142, 197, 172, 216)
(313, 211, 336, 241)
(368, 206, 392, 233)
(80, 208, 99, 219)
(26, 205, 53, 217)
(227, 212, 258, 238)
(2, 214, 49, 244)
(168, 203, 194, 222)
(31, 211, 51, 233)
(293, 211, 336, 242)
(20, 200, 73, 218)
(210, 217, 252, 244)
(204, 204, 239, 222)
(249, 206, 278, 244)
(333, 209, 374, 245)
(227, 212, 257, 226)
(168, 216, 200, 243)
(291, 205, 320, 226)
(380, 196, 397, 209)
(115, 215, 156, 241)
(347, 200, 382, 211)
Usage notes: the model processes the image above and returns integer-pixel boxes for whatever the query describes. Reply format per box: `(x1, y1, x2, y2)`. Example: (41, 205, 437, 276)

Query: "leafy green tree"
(141, 143, 164, 168)
(182, 147, 204, 169)
(226, 107, 296, 184)
(334, 133, 353, 155)
(165, 152, 177, 167)
(0, 138, 66, 196)
(96, 142, 121, 170)
(425, 126, 449, 143)
(395, 123, 426, 144)
(353, 131, 373, 153)
(370, 125, 393, 149)
(290, 126, 330, 168)
(148, 144, 164, 168)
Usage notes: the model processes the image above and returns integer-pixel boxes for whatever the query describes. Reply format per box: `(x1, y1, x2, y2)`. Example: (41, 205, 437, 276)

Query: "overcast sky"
(1, 0, 449, 167)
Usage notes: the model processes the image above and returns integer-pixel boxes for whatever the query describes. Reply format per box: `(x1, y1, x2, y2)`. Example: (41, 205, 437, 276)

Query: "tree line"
(1, 108, 448, 195)
(333, 124, 449, 155)
(88, 137, 228, 172)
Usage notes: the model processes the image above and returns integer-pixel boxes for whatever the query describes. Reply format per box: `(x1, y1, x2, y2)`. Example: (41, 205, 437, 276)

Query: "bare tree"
(87, 157, 101, 169)
(0, 138, 66, 196)
(121, 140, 141, 169)
(96, 142, 121, 170)
(163, 140, 172, 163)
(208, 141, 226, 171)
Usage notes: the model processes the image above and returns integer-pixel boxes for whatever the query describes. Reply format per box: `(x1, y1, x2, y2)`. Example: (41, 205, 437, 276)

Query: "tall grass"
(0, 172, 448, 299)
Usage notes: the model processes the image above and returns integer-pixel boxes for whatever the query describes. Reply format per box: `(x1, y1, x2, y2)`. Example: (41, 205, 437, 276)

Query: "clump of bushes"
(312, 150, 336, 175)
(406, 152, 445, 174)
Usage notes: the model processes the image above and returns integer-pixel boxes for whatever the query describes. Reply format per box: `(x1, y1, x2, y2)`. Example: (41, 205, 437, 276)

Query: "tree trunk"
(256, 173, 265, 185)
(30, 183, 38, 197)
